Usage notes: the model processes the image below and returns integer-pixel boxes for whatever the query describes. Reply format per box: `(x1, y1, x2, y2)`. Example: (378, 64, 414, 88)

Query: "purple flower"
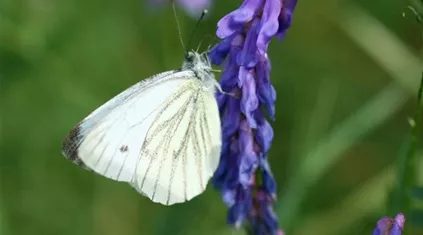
(147, 0, 212, 17)
(372, 213, 405, 235)
(209, 0, 297, 234)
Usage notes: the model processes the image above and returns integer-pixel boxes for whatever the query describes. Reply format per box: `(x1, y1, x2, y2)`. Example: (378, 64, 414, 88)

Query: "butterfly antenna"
(172, 0, 186, 53)
(187, 9, 208, 52)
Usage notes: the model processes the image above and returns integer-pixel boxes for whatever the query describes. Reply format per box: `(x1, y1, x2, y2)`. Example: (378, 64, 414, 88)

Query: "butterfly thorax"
(182, 51, 216, 91)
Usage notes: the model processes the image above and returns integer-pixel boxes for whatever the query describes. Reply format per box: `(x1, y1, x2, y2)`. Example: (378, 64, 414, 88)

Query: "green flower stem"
(391, 3, 423, 232)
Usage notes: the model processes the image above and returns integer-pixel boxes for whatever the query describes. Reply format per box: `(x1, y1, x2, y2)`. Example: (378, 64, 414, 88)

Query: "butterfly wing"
(62, 70, 186, 181)
(130, 79, 221, 205)
(62, 70, 221, 205)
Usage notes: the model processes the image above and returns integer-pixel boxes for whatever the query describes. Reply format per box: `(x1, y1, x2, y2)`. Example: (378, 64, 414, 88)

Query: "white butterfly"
(62, 51, 222, 205)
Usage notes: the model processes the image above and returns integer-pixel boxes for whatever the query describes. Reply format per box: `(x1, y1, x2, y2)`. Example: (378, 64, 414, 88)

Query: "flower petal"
(256, 0, 282, 55)
(216, 0, 264, 38)
(227, 187, 252, 226)
(237, 19, 260, 68)
(238, 120, 259, 187)
(220, 50, 241, 91)
(256, 55, 276, 119)
(373, 217, 393, 235)
(260, 157, 277, 197)
(222, 97, 241, 141)
(209, 35, 234, 65)
(255, 110, 274, 153)
(277, 0, 298, 39)
(239, 68, 259, 128)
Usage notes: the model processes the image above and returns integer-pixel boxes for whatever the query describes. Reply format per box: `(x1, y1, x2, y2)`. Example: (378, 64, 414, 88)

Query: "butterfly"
(61, 51, 222, 205)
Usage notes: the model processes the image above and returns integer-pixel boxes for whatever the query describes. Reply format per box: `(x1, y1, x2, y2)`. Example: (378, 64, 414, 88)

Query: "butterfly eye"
(185, 54, 194, 63)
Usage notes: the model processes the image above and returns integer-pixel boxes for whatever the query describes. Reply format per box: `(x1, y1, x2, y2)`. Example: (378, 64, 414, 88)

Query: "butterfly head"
(183, 51, 213, 77)
(183, 51, 222, 92)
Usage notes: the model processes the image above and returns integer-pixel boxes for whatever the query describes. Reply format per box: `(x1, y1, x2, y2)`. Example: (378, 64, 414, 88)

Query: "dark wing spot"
(120, 145, 129, 152)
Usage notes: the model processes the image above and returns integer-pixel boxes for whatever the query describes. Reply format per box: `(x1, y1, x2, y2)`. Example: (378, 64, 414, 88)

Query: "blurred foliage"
(1, 0, 423, 235)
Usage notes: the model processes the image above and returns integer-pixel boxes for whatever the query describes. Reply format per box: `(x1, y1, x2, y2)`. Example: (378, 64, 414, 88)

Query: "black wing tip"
(61, 124, 89, 169)
(62, 125, 81, 158)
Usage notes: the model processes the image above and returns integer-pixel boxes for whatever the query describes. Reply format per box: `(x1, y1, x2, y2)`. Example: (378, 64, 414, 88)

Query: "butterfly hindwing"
(131, 79, 221, 204)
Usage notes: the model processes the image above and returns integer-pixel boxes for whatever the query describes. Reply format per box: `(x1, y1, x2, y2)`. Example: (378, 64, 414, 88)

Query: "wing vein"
(136, 85, 195, 195)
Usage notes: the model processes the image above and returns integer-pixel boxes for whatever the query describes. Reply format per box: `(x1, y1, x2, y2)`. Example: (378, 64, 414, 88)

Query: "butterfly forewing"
(62, 70, 188, 181)
(62, 69, 221, 205)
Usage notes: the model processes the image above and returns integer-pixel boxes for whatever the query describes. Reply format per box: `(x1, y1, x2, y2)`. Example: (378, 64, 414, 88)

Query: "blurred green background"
(1, 0, 423, 234)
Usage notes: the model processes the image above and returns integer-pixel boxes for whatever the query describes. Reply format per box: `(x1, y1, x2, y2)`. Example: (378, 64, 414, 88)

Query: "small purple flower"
(147, 0, 212, 17)
(209, 0, 297, 234)
(372, 213, 405, 235)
